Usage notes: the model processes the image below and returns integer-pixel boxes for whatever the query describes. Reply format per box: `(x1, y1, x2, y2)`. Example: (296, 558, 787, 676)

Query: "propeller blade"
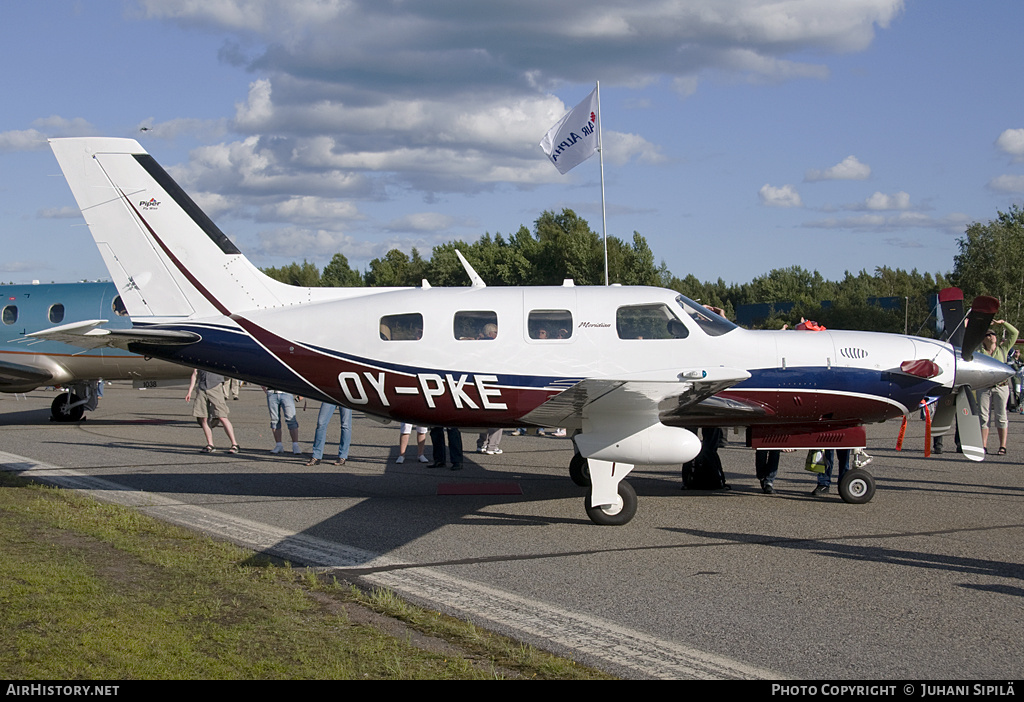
(938, 287, 965, 347)
(961, 296, 1000, 362)
(954, 387, 985, 461)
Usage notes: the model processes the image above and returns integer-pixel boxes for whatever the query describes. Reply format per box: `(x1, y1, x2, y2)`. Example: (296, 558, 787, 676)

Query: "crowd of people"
(183, 371, 528, 471)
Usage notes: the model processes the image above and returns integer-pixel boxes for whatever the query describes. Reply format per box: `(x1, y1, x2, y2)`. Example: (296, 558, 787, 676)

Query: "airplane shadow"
(14, 430, 1024, 587)
(661, 525, 1024, 595)
(26, 437, 595, 558)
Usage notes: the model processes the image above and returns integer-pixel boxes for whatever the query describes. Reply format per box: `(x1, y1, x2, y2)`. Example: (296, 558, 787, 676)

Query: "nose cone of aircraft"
(955, 351, 1015, 389)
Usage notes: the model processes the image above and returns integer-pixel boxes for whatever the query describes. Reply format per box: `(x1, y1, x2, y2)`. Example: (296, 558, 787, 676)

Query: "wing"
(521, 367, 751, 429)
(26, 320, 201, 350)
(0, 358, 55, 388)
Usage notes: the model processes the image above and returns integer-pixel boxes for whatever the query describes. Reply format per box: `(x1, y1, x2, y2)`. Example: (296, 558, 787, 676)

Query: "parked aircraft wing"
(522, 367, 750, 428)
(27, 320, 201, 350)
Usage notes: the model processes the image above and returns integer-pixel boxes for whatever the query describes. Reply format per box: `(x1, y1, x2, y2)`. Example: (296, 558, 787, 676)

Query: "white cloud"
(126, 0, 903, 255)
(805, 155, 871, 182)
(252, 226, 364, 259)
(759, 183, 803, 208)
(257, 196, 362, 225)
(863, 191, 911, 210)
(0, 129, 48, 152)
(385, 212, 460, 233)
(137, 0, 902, 194)
(996, 128, 1024, 162)
(803, 211, 968, 235)
(988, 174, 1024, 193)
(0, 117, 96, 152)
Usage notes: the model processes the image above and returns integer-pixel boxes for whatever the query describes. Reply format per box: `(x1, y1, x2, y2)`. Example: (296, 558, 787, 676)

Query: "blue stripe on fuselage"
(738, 366, 942, 408)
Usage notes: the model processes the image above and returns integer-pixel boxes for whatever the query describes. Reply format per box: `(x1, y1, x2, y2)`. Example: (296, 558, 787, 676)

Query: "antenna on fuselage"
(455, 250, 486, 288)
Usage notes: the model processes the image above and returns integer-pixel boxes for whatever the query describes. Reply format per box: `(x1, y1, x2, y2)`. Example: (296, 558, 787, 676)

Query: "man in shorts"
(186, 369, 239, 453)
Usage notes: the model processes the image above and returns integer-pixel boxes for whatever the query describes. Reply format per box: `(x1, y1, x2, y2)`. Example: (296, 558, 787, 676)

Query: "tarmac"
(2, 381, 1023, 680)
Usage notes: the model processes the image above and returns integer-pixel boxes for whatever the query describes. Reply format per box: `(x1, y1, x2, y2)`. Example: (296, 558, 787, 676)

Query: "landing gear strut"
(570, 453, 638, 526)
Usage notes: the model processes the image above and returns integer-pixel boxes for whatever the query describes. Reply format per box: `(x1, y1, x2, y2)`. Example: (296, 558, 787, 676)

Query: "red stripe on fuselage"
(233, 316, 557, 426)
(718, 389, 906, 424)
(124, 201, 560, 424)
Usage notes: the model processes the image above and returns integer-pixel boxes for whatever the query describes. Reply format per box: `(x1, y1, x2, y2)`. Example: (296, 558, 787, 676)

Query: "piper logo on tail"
(139, 198, 160, 210)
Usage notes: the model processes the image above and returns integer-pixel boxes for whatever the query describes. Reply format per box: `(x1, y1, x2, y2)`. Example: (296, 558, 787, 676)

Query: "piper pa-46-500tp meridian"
(1, 281, 190, 421)
(46, 137, 1013, 525)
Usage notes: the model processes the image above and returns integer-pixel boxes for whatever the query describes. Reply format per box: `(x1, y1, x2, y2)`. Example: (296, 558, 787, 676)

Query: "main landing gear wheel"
(50, 393, 85, 422)
(839, 468, 875, 504)
(585, 480, 637, 526)
(569, 453, 591, 486)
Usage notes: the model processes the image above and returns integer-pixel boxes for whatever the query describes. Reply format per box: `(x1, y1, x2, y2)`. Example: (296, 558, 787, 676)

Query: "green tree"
(260, 260, 321, 286)
(320, 253, 363, 287)
(952, 205, 1024, 329)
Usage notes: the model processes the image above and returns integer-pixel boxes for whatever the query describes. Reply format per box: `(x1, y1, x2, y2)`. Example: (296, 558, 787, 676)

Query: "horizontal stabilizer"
(28, 320, 201, 351)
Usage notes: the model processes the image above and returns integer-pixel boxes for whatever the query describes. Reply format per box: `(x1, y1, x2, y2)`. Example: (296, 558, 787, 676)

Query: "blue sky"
(2, 0, 1023, 287)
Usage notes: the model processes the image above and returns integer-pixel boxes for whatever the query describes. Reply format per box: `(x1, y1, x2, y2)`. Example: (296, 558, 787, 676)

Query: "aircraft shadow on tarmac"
(1, 406, 191, 427)
(17, 415, 1024, 573)
(46, 440, 601, 557)
(663, 526, 1024, 591)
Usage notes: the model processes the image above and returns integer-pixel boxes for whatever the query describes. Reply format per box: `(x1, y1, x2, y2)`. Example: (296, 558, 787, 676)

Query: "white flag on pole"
(539, 87, 600, 175)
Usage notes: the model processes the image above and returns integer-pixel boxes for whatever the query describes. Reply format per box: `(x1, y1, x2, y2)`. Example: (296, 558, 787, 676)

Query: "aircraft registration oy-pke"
(0, 281, 188, 421)
(41, 138, 1013, 525)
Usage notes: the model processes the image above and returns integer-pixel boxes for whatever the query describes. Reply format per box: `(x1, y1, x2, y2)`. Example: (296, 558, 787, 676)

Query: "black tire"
(569, 453, 591, 486)
(839, 468, 875, 504)
(50, 393, 85, 422)
(585, 480, 638, 526)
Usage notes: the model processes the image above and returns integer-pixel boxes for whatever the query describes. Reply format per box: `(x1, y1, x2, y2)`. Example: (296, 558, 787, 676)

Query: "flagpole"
(596, 81, 609, 286)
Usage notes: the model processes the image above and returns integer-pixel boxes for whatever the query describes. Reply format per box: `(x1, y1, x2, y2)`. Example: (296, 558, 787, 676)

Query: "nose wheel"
(585, 480, 637, 526)
(839, 468, 876, 504)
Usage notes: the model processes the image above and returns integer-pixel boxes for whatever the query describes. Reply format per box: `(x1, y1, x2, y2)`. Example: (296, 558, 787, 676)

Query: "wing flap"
(521, 367, 750, 428)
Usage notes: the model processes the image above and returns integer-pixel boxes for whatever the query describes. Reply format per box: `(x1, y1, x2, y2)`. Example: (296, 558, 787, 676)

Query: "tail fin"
(49, 138, 298, 320)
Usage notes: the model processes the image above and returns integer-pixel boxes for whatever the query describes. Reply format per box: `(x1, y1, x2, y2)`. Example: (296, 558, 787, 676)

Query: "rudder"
(50, 138, 288, 320)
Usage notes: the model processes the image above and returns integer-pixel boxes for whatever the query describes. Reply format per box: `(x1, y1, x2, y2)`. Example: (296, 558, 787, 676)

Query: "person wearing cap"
(977, 319, 1019, 455)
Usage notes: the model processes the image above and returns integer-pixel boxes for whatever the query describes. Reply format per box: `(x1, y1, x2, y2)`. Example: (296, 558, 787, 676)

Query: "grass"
(0, 471, 613, 680)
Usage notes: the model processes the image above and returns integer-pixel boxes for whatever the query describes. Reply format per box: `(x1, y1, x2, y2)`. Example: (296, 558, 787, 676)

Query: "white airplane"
(0, 281, 190, 421)
(44, 137, 1013, 525)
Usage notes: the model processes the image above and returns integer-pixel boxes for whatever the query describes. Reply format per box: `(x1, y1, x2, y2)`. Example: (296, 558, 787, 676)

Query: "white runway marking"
(1, 451, 783, 680)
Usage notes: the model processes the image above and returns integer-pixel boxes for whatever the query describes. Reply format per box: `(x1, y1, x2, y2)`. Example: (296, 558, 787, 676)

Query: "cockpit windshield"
(674, 294, 738, 337)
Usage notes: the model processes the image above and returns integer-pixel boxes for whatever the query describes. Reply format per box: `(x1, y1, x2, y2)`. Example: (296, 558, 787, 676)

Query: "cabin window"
(379, 313, 423, 341)
(528, 310, 572, 340)
(112, 296, 129, 316)
(2, 305, 17, 325)
(454, 311, 497, 340)
(674, 294, 737, 337)
(616, 303, 688, 340)
(48, 303, 65, 324)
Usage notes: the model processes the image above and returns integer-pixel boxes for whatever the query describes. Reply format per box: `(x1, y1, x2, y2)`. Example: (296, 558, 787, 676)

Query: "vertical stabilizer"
(49, 138, 289, 319)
